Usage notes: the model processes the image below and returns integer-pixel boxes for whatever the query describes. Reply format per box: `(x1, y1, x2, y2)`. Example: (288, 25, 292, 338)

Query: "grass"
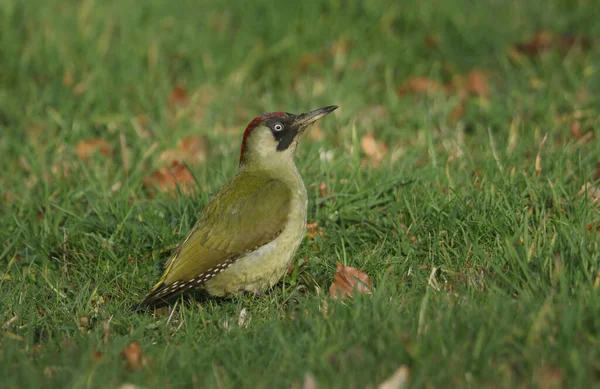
(1, 0, 600, 387)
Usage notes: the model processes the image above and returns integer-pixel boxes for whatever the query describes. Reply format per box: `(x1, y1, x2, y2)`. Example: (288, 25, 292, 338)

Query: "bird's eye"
(273, 123, 284, 132)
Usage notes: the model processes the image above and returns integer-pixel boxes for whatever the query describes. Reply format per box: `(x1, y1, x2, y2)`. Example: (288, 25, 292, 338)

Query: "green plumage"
(139, 170, 291, 306)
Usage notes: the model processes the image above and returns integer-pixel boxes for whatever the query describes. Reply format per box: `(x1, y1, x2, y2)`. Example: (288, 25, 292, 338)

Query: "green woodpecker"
(134, 105, 338, 308)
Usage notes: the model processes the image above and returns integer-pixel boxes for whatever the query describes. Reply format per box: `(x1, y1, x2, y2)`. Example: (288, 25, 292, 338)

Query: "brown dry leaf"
(514, 31, 553, 56)
(377, 365, 411, 389)
(397, 77, 443, 96)
(570, 121, 584, 140)
(360, 133, 388, 167)
(465, 70, 489, 97)
(594, 162, 600, 182)
(92, 350, 103, 360)
(122, 342, 147, 370)
(76, 138, 112, 162)
(159, 136, 208, 165)
(143, 161, 196, 195)
(178, 136, 207, 163)
(168, 83, 190, 111)
(318, 182, 328, 198)
(306, 222, 323, 239)
(329, 262, 373, 300)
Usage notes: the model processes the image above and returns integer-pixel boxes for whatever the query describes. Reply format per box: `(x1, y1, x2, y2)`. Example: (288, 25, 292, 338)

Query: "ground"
(1, 0, 599, 388)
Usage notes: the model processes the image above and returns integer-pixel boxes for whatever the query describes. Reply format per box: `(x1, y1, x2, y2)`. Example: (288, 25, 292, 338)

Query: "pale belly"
(204, 191, 307, 297)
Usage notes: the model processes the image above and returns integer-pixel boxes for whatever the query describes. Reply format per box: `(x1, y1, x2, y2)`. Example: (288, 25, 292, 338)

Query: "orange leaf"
(178, 135, 207, 163)
(465, 70, 489, 97)
(122, 342, 147, 370)
(76, 138, 112, 162)
(306, 222, 323, 239)
(318, 181, 328, 198)
(397, 77, 442, 96)
(329, 262, 373, 300)
(360, 134, 388, 167)
(168, 83, 189, 109)
(144, 161, 195, 196)
(158, 136, 208, 165)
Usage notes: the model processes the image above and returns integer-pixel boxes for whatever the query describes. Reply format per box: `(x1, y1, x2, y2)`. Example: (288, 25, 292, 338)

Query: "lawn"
(1, 0, 600, 388)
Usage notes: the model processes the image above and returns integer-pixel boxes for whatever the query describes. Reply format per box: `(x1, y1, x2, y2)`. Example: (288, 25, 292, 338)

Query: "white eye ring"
(273, 123, 284, 131)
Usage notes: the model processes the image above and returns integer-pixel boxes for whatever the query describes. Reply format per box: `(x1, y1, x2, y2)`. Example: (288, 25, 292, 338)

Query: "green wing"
(138, 171, 291, 306)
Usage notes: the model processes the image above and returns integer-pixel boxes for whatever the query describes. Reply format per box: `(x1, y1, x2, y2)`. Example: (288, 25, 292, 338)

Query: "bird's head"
(239, 105, 338, 167)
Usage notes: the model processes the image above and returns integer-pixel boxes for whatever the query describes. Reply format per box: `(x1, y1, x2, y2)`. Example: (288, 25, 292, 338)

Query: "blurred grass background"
(1, 0, 600, 388)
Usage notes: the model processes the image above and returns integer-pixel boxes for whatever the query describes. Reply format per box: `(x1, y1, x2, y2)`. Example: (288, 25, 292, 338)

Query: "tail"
(131, 279, 200, 311)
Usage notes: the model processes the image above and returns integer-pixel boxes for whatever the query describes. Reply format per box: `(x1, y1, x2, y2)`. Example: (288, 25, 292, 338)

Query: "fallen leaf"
(587, 223, 600, 233)
(570, 121, 584, 139)
(377, 365, 411, 389)
(122, 342, 147, 370)
(306, 222, 323, 239)
(360, 134, 388, 167)
(514, 31, 553, 56)
(329, 262, 373, 300)
(594, 162, 600, 182)
(318, 182, 328, 198)
(143, 161, 196, 195)
(76, 138, 112, 162)
(465, 70, 489, 97)
(397, 77, 442, 96)
(92, 350, 103, 360)
(168, 83, 189, 109)
(159, 136, 208, 165)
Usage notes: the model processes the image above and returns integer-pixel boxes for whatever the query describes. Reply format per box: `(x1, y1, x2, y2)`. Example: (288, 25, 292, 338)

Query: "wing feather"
(137, 172, 291, 307)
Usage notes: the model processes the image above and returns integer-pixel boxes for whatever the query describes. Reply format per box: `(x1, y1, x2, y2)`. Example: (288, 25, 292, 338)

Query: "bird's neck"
(239, 152, 303, 189)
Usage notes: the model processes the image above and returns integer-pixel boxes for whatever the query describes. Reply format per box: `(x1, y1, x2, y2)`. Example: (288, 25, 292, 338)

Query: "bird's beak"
(294, 105, 338, 131)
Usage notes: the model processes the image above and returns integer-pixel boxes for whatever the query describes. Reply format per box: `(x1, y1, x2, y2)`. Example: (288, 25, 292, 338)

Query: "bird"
(133, 105, 338, 308)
